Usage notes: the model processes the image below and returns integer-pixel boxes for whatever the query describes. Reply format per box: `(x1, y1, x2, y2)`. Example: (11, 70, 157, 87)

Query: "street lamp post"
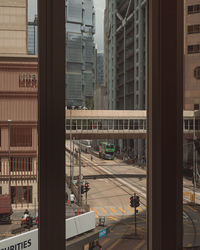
(193, 113, 196, 204)
(193, 109, 200, 204)
(8, 119, 12, 197)
(70, 109, 72, 187)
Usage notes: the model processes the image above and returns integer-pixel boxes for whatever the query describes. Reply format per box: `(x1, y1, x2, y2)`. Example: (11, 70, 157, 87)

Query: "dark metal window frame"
(38, 0, 183, 250)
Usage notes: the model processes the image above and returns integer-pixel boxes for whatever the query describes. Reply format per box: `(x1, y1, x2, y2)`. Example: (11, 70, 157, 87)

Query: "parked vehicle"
(0, 194, 12, 224)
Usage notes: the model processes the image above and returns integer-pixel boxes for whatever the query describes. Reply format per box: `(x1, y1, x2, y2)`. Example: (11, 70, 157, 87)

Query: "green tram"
(99, 142, 115, 160)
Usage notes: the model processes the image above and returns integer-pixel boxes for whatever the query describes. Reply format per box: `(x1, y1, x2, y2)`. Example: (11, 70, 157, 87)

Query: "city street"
(66, 145, 200, 249)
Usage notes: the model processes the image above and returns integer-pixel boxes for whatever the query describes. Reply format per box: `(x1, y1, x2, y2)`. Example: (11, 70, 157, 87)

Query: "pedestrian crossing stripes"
(90, 205, 145, 216)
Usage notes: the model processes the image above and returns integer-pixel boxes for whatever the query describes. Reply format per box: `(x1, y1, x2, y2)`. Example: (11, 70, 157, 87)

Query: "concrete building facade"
(0, 55, 38, 210)
(0, 0, 27, 55)
(65, 0, 96, 108)
(184, 0, 200, 110)
(104, 0, 147, 158)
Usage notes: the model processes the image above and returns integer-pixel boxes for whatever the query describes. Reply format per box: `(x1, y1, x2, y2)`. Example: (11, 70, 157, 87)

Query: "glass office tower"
(65, 0, 96, 108)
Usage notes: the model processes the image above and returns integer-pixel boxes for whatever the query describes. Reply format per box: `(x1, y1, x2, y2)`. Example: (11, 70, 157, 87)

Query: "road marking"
(107, 239, 121, 250)
(107, 216, 119, 221)
(109, 207, 117, 214)
(119, 207, 126, 213)
(187, 205, 197, 213)
(137, 207, 143, 212)
(133, 240, 146, 250)
(101, 238, 110, 246)
(101, 207, 108, 214)
(127, 206, 134, 212)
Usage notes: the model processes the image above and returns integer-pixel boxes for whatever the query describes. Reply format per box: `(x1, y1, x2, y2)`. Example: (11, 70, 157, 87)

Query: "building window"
(136, 66, 139, 76)
(10, 127, 32, 147)
(0, 186, 2, 195)
(136, 80, 139, 90)
(188, 5, 200, 14)
(188, 24, 200, 34)
(194, 104, 199, 110)
(0, 128, 1, 147)
(136, 10, 139, 20)
(136, 52, 139, 62)
(11, 186, 32, 204)
(136, 94, 139, 105)
(11, 157, 32, 171)
(136, 24, 139, 35)
(188, 44, 200, 54)
(136, 38, 139, 49)
(194, 66, 200, 79)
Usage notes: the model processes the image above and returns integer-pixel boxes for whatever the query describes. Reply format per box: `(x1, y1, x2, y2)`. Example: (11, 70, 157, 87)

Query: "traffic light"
(130, 195, 140, 207)
(81, 185, 84, 194)
(135, 196, 140, 207)
(85, 182, 90, 192)
(130, 196, 135, 207)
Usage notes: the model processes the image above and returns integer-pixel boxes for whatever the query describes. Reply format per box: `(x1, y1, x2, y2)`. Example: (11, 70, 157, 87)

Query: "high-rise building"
(184, 0, 200, 110)
(97, 52, 104, 85)
(0, 0, 27, 55)
(28, 16, 38, 55)
(104, 0, 147, 158)
(65, 0, 96, 108)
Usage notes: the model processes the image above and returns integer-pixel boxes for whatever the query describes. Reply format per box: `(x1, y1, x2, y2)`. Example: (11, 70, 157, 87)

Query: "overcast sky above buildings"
(28, 0, 105, 51)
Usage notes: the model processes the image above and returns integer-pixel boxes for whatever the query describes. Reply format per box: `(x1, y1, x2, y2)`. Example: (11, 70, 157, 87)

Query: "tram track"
(66, 146, 200, 207)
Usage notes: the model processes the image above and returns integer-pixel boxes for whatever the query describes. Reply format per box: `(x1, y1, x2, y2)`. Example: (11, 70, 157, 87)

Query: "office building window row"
(10, 157, 33, 171)
(188, 44, 200, 54)
(194, 66, 200, 79)
(188, 4, 200, 14)
(11, 186, 32, 204)
(10, 127, 32, 147)
(188, 24, 200, 34)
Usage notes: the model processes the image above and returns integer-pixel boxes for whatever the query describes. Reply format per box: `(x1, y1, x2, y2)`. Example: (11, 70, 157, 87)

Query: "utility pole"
(71, 137, 75, 185)
(193, 112, 196, 204)
(134, 193, 137, 236)
(70, 108, 72, 187)
(8, 119, 11, 197)
(78, 141, 82, 206)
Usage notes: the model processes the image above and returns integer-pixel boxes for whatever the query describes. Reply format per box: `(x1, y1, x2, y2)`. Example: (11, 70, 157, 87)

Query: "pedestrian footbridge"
(65, 110, 200, 139)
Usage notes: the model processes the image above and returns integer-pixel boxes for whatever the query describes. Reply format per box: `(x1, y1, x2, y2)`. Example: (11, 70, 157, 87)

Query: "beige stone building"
(0, 55, 38, 209)
(0, 0, 27, 55)
(184, 0, 200, 110)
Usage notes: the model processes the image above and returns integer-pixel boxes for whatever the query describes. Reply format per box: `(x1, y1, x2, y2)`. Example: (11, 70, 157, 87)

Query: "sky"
(28, 0, 105, 51)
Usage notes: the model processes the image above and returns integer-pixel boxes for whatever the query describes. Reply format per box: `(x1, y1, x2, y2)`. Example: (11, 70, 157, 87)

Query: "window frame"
(38, 0, 183, 250)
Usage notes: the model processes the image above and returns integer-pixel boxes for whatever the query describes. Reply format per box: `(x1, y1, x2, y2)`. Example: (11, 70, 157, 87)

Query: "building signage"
(19, 73, 38, 88)
(0, 229, 38, 250)
(99, 228, 106, 238)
